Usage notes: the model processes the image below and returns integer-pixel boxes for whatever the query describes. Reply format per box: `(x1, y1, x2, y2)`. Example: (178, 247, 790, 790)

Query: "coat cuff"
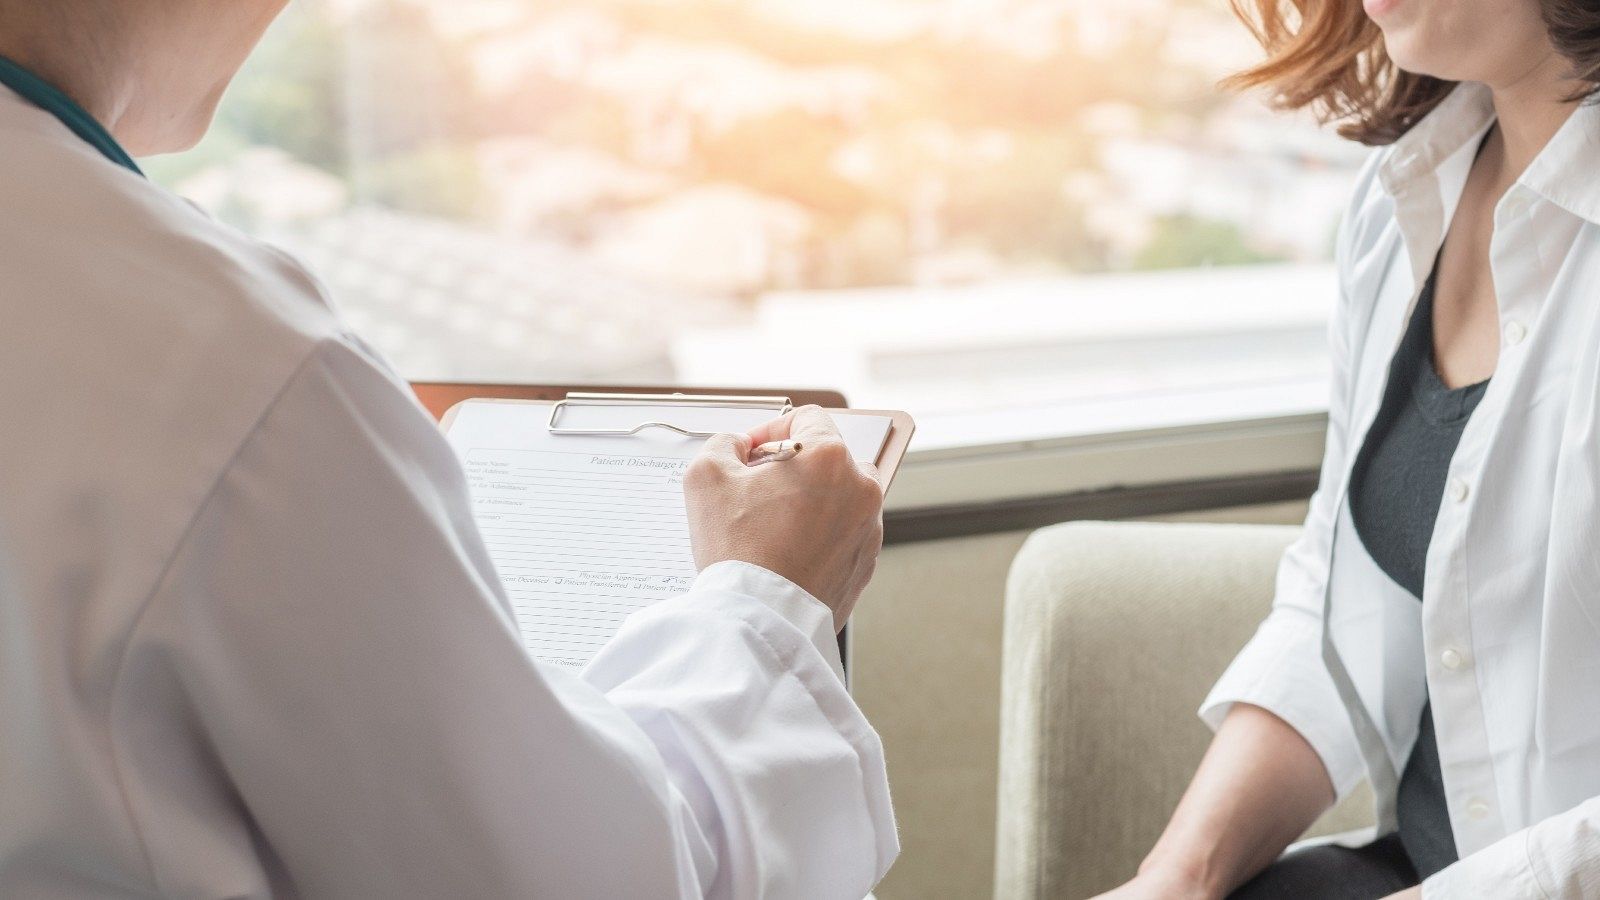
(1198, 613, 1367, 800)
(691, 561, 845, 684)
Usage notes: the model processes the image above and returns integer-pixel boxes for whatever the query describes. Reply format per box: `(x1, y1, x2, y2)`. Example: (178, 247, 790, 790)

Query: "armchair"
(994, 521, 1373, 899)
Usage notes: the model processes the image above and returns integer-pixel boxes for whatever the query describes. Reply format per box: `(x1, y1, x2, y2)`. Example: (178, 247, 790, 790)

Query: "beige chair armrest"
(994, 521, 1371, 900)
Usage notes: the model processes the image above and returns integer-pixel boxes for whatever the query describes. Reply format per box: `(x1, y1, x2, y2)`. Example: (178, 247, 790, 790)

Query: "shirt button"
(1504, 320, 1527, 346)
(1440, 647, 1467, 670)
(1446, 477, 1470, 503)
(1467, 798, 1491, 820)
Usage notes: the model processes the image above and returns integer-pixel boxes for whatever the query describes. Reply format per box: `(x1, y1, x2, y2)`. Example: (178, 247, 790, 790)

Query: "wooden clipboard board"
(416, 382, 916, 488)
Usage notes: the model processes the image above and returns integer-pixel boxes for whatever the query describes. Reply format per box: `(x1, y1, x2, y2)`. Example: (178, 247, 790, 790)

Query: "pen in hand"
(747, 440, 802, 466)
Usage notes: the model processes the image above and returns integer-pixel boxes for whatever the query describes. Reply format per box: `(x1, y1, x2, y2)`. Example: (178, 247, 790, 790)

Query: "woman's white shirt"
(1203, 82, 1600, 897)
(0, 87, 897, 898)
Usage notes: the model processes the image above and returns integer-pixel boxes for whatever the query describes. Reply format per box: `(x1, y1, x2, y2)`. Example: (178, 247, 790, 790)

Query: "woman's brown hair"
(1226, 0, 1600, 146)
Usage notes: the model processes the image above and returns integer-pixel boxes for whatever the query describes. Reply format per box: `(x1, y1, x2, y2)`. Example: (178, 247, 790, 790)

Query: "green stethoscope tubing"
(0, 53, 143, 176)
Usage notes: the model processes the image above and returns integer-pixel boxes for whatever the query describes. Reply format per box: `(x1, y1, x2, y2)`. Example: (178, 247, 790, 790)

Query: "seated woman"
(1097, 0, 1600, 897)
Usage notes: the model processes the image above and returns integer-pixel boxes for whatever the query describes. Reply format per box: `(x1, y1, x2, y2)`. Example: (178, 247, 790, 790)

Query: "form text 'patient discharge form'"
(444, 400, 892, 668)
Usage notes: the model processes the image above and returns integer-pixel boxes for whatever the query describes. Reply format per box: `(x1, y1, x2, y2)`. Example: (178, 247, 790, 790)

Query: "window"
(151, 0, 1365, 451)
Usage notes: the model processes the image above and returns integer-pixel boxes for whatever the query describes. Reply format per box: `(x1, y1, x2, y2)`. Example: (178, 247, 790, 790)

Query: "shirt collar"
(1521, 99, 1600, 224)
(1381, 80, 1600, 225)
(1379, 82, 1496, 198)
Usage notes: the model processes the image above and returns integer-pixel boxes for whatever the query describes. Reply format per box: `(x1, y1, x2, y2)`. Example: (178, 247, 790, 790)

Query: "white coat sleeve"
(135, 336, 898, 899)
(1422, 798, 1600, 898)
(1194, 156, 1383, 801)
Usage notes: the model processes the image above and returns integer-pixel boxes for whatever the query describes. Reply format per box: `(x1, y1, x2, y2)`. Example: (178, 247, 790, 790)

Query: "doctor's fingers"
(692, 432, 753, 473)
(787, 405, 844, 444)
(745, 407, 799, 447)
(857, 459, 883, 490)
(746, 405, 841, 447)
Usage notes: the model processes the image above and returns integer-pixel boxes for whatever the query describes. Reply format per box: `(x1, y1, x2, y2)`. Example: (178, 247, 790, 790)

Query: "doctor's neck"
(0, 3, 141, 142)
(0, 0, 284, 156)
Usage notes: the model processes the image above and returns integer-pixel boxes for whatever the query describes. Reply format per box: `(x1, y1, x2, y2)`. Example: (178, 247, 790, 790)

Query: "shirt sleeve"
(1194, 155, 1381, 801)
(133, 336, 898, 899)
(1423, 797, 1600, 898)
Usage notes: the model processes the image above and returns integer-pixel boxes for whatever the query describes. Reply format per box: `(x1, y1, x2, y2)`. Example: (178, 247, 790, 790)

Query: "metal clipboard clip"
(546, 392, 794, 438)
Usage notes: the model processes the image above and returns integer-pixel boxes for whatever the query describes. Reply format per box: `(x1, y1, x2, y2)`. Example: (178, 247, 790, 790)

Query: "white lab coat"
(0, 86, 897, 898)
(1203, 82, 1600, 896)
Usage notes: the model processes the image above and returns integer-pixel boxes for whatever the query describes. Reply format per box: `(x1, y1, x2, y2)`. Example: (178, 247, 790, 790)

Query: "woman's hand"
(1091, 866, 1217, 900)
(1098, 873, 1422, 900)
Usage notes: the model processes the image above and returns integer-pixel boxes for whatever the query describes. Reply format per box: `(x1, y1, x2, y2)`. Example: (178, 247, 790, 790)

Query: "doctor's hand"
(685, 405, 885, 632)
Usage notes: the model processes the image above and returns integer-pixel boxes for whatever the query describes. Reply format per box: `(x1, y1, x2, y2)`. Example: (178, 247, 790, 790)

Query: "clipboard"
(420, 384, 914, 680)
(422, 384, 916, 487)
(412, 381, 850, 420)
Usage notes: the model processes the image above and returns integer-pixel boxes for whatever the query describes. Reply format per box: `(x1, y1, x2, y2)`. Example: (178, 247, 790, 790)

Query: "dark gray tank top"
(1347, 268, 1488, 879)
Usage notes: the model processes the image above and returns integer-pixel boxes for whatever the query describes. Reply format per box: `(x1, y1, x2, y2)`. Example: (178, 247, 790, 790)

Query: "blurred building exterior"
(152, 0, 1363, 419)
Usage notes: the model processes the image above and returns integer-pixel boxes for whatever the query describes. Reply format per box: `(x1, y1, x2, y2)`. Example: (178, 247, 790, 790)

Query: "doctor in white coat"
(0, 1, 898, 897)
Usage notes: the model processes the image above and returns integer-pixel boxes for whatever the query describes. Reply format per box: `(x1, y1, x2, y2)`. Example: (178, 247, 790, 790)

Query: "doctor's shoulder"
(1, 118, 346, 361)
(0, 119, 407, 492)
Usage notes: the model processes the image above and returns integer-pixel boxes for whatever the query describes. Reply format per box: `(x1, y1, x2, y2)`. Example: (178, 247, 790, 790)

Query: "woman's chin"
(1379, 33, 1459, 83)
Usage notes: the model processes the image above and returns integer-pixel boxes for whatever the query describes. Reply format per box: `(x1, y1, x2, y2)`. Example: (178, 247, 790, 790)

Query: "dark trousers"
(1228, 833, 1419, 899)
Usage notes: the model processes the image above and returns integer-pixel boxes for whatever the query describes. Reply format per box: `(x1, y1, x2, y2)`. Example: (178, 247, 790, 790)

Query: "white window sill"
(887, 376, 1329, 511)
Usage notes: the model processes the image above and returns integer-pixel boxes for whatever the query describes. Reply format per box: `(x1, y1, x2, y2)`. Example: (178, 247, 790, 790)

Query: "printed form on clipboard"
(441, 394, 912, 669)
